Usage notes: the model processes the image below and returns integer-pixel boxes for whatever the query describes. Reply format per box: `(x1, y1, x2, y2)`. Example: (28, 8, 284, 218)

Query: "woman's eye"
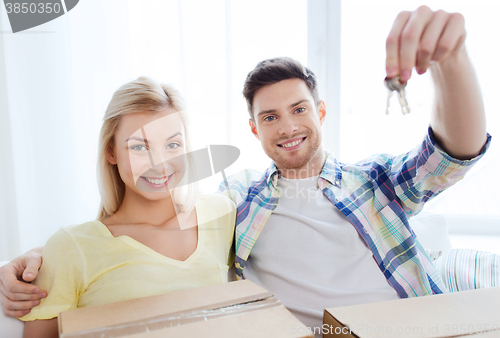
(167, 142, 181, 149)
(130, 145, 147, 151)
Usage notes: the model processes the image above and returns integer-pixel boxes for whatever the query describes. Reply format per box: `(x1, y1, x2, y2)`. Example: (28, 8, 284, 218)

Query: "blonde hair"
(97, 77, 198, 220)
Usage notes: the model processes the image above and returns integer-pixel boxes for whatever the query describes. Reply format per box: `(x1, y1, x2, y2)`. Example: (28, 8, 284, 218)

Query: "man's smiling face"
(249, 78, 327, 177)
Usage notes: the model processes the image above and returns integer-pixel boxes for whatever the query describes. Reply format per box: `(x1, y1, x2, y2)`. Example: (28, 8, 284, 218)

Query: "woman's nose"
(147, 149, 171, 173)
(147, 148, 161, 167)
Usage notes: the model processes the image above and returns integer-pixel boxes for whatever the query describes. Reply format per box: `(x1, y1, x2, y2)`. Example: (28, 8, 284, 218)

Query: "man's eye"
(167, 142, 181, 149)
(264, 116, 276, 122)
(294, 107, 306, 114)
(130, 145, 147, 151)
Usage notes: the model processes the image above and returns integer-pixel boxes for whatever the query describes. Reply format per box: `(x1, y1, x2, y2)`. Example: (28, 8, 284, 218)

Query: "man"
(0, 6, 490, 335)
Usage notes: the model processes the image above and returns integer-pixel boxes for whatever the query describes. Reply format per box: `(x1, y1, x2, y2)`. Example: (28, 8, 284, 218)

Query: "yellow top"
(20, 194, 235, 321)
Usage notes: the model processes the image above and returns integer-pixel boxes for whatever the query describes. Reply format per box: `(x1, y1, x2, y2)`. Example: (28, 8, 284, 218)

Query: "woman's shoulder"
(42, 221, 100, 258)
(43, 220, 111, 258)
(196, 193, 236, 211)
(60, 220, 107, 235)
(195, 194, 236, 226)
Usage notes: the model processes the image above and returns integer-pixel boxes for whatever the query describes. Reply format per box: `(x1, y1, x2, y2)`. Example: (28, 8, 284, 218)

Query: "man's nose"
(278, 116, 299, 135)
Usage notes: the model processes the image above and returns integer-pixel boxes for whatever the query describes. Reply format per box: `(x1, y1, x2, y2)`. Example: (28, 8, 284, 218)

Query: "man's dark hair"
(243, 57, 320, 119)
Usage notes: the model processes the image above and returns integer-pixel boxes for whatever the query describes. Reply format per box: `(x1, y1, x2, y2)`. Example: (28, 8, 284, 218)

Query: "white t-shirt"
(243, 175, 399, 336)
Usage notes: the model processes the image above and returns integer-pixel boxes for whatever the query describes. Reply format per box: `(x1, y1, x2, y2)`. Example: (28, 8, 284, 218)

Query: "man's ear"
(318, 101, 327, 125)
(106, 145, 117, 165)
(249, 119, 260, 140)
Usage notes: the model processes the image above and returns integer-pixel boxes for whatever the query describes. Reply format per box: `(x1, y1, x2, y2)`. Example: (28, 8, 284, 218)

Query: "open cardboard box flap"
(324, 286, 500, 338)
(59, 280, 313, 338)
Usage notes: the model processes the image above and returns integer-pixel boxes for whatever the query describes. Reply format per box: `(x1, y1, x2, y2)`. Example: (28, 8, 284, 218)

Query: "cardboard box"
(58, 279, 313, 338)
(323, 287, 500, 337)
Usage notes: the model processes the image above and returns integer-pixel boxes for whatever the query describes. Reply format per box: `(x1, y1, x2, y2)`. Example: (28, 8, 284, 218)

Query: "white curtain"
(1, 1, 117, 259)
(0, 29, 21, 260)
(0, 0, 308, 260)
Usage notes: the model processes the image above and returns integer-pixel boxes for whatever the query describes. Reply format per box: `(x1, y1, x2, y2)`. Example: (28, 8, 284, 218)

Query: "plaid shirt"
(220, 128, 491, 298)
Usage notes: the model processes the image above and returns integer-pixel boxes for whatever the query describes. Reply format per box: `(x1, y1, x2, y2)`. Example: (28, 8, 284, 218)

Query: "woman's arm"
(24, 318, 58, 338)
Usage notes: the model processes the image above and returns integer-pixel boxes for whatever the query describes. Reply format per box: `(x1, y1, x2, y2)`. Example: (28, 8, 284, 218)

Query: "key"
(384, 76, 410, 115)
(385, 87, 393, 115)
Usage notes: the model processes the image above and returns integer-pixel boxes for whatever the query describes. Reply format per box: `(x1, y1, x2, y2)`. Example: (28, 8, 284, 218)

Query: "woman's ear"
(106, 145, 117, 165)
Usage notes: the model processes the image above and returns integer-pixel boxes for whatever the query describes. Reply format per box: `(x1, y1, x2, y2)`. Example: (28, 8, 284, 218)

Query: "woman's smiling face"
(107, 109, 187, 201)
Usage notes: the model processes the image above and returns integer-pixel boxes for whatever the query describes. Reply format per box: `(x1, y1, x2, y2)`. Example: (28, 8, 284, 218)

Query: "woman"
(19, 77, 235, 338)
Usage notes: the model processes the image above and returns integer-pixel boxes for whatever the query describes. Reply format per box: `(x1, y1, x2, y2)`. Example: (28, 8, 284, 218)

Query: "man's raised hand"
(386, 6, 466, 82)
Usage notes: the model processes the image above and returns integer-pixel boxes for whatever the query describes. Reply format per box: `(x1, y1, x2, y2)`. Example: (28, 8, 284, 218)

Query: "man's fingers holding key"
(386, 6, 466, 82)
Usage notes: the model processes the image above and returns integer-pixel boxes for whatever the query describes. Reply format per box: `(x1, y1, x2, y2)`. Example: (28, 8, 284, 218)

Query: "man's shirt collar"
(265, 151, 343, 190)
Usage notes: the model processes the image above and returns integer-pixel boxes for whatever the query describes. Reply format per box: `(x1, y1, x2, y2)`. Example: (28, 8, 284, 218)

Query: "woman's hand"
(0, 247, 47, 317)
